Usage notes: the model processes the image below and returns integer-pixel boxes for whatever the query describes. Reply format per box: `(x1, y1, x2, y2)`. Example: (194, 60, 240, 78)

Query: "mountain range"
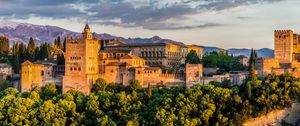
(0, 19, 273, 58)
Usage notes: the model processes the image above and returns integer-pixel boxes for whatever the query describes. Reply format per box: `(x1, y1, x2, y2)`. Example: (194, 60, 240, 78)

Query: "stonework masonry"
(256, 29, 300, 78)
(21, 24, 203, 94)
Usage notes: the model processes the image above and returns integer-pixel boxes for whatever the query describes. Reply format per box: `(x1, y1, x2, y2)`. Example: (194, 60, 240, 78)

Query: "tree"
(147, 84, 152, 98)
(63, 37, 66, 52)
(92, 78, 108, 92)
(19, 43, 27, 63)
(185, 50, 201, 64)
(130, 80, 140, 92)
(248, 48, 257, 70)
(248, 64, 257, 81)
(57, 53, 65, 65)
(39, 43, 50, 60)
(56, 36, 63, 49)
(11, 42, 20, 73)
(0, 80, 13, 91)
(26, 37, 36, 61)
(0, 36, 9, 55)
(246, 81, 252, 99)
(34, 46, 41, 60)
(41, 83, 57, 100)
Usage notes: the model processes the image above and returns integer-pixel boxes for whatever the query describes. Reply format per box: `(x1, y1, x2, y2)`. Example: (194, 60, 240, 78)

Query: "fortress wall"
(243, 102, 300, 126)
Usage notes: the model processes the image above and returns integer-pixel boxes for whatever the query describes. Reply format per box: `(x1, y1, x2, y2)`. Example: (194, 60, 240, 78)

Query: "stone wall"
(243, 102, 300, 126)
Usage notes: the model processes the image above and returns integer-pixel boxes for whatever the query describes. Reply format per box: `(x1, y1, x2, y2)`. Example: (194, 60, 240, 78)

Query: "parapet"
(274, 29, 293, 34)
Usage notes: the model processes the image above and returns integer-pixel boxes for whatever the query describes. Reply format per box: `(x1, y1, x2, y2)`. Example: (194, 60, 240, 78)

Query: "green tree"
(248, 48, 257, 70)
(92, 78, 108, 92)
(41, 83, 57, 100)
(248, 64, 257, 81)
(19, 43, 27, 63)
(130, 80, 140, 92)
(63, 37, 66, 52)
(0, 36, 9, 55)
(185, 50, 201, 64)
(56, 36, 63, 49)
(39, 43, 50, 60)
(26, 37, 36, 61)
(0, 80, 13, 91)
(57, 53, 65, 65)
(11, 42, 20, 73)
(34, 46, 41, 60)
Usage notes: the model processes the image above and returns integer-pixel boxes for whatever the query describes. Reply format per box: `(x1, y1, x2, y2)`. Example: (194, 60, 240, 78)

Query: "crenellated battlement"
(274, 30, 293, 34)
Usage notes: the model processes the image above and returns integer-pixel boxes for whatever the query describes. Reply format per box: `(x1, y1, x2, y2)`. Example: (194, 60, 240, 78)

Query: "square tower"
(63, 24, 99, 94)
(274, 30, 294, 63)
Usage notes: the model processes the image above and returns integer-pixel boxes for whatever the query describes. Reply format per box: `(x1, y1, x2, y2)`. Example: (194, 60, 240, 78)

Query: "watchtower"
(274, 30, 294, 63)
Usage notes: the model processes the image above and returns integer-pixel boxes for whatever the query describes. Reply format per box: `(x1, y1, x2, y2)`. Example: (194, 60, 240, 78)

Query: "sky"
(1, 0, 300, 49)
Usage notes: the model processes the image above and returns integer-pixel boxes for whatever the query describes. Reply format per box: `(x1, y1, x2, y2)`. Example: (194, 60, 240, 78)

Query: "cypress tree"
(12, 42, 20, 73)
(57, 36, 63, 49)
(27, 37, 36, 61)
(34, 47, 41, 61)
(0, 36, 9, 55)
(19, 43, 27, 63)
(63, 37, 66, 52)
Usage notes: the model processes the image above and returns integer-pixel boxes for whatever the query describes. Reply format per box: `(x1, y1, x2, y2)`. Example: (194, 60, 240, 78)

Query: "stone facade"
(0, 63, 12, 80)
(237, 55, 249, 67)
(21, 24, 203, 94)
(256, 29, 300, 77)
(104, 41, 202, 69)
(274, 30, 294, 63)
(21, 60, 63, 92)
(62, 24, 99, 94)
(21, 61, 43, 92)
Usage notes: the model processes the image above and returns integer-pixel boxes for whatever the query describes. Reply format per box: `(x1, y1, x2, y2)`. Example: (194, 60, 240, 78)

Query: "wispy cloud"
(0, 0, 285, 30)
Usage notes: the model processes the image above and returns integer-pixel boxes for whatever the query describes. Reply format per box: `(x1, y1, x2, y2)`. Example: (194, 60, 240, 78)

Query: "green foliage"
(41, 83, 58, 100)
(11, 42, 20, 73)
(185, 50, 201, 64)
(54, 36, 63, 49)
(248, 49, 257, 81)
(0, 74, 299, 125)
(130, 80, 140, 92)
(63, 37, 66, 52)
(92, 78, 108, 92)
(57, 53, 65, 65)
(202, 51, 244, 73)
(0, 80, 13, 92)
(0, 36, 9, 55)
(26, 37, 36, 61)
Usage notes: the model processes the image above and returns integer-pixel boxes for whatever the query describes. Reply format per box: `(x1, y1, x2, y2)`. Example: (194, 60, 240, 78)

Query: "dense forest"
(0, 73, 299, 125)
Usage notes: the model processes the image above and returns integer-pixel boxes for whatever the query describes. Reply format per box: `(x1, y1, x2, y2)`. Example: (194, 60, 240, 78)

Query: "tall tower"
(82, 23, 92, 39)
(274, 30, 294, 63)
(63, 23, 99, 94)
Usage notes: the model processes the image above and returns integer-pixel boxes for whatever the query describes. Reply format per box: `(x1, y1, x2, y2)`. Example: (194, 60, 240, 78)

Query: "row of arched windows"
(70, 56, 81, 60)
(70, 67, 81, 71)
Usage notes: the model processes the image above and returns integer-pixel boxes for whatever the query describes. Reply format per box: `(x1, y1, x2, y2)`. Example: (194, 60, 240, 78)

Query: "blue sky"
(1, 0, 300, 49)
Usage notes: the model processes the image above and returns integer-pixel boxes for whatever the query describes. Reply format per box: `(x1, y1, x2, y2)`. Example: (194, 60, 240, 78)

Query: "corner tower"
(274, 30, 294, 63)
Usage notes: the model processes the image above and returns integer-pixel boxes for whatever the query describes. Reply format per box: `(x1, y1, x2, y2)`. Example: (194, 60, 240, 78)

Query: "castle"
(256, 30, 300, 77)
(21, 24, 203, 94)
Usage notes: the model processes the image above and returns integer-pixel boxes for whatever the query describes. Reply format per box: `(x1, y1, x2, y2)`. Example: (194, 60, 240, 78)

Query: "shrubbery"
(0, 74, 299, 125)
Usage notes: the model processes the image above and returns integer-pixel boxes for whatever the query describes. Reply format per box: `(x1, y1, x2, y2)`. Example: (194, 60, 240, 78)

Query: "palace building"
(104, 41, 202, 68)
(21, 24, 203, 94)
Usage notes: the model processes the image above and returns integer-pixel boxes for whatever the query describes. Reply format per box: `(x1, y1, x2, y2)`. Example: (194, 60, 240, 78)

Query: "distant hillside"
(228, 48, 274, 58)
(0, 19, 273, 58)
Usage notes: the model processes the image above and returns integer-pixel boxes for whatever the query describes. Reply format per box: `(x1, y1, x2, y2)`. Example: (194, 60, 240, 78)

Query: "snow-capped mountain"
(0, 19, 274, 58)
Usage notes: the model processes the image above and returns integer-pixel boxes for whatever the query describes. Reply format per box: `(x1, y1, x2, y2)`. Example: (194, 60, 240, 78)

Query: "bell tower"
(82, 23, 92, 39)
